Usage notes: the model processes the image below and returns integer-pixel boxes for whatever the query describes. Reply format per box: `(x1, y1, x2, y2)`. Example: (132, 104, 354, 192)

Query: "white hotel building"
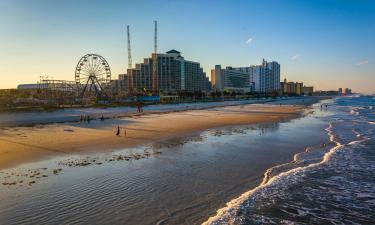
(234, 59, 280, 93)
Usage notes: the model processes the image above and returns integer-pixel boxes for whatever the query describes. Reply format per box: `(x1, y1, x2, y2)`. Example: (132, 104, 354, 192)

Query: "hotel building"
(123, 50, 210, 93)
(211, 65, 251, 93)
(280, 78, 313, 96)
(234, 59, 281, 93)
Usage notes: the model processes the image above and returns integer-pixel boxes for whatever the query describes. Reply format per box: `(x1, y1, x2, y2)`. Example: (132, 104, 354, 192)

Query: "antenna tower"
(152, 20, 158, 93)
(127, 25, 132, 70)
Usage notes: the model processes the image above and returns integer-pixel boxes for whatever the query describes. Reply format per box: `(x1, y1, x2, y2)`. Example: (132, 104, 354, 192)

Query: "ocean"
(205, 96, 375, 225)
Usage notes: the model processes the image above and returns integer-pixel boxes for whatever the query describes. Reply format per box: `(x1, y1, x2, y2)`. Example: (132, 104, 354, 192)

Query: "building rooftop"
(166, 49, 181, 54)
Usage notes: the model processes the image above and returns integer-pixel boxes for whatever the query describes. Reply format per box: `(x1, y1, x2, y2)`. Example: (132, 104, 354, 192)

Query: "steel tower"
(152, 20, 158, 93)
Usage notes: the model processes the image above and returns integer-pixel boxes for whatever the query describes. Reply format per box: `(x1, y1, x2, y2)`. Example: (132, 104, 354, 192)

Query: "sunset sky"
(0, 0, 374, 93)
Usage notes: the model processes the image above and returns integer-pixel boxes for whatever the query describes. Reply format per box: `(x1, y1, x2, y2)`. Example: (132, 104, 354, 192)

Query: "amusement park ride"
(74, 53, 111, 99)
(40, 54, 112, 102)
(38, 21, 158, 103)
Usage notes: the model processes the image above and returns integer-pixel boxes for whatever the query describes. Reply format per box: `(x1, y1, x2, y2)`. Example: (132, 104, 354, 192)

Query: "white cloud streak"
(245, 37, 253, 44)
(291, 54, 301, 60)
(356, 60, 368, 66)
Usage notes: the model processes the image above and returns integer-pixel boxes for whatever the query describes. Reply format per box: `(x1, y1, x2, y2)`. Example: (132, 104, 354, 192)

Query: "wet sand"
(0, 103, 305, 170)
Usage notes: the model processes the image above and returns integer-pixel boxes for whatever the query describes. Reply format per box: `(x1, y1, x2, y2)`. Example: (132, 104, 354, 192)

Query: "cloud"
(356, 60, 368, 66)
(245, 37, 253, 44)
(291, 54, 301, 60)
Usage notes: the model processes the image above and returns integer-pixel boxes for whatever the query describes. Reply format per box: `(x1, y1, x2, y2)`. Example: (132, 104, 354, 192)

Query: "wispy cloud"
(356, 60, 368, 66)
(291, 54, 301, 60)
(245, 37, 253, 45)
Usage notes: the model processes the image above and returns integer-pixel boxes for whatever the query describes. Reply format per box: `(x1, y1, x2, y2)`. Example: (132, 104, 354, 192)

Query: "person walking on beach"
(138, 102, 143, 113)
(320, 104, 323, 111)
(116, 126, 120, 136)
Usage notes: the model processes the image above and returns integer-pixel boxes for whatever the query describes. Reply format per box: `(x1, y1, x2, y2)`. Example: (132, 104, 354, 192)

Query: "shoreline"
(202, 125, 336, 225)
(0, 96, 327, 128)
(0, 102, 310, 170)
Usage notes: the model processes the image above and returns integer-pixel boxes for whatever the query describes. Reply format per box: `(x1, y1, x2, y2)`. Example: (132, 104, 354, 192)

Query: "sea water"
(204, 96, 375, 225)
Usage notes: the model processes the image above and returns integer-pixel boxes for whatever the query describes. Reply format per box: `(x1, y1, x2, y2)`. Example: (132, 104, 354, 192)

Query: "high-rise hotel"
(211, 65, 250, 93)
(122, 50, 211, 93)
(211, 59, 281, 94)
(235, 59, 280, 93)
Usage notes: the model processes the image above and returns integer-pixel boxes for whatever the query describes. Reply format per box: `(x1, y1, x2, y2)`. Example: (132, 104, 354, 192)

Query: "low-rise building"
(344, 88, 352, 95)
(302, 86, 314, 95)
(337, 87, 352, 95)
(18, 84, 45, 89)
(280, 78, 304, 95)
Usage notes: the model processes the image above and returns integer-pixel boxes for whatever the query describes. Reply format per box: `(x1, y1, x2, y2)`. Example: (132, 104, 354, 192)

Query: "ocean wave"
(203, 122, 369, 225)
(350, 107, 364, 116)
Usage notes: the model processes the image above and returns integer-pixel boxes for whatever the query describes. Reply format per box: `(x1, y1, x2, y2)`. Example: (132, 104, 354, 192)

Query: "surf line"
(202, 122, 369, 225)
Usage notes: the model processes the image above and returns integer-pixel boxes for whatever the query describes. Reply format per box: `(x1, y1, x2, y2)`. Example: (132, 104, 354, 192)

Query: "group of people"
(116, 126, 127, 136)
(80, 115, 91, 123)
(320, 104, 328, 111)
(80, 114, 106, 123)
(78, 103, 145, 135)
(115, 102, 144, 136)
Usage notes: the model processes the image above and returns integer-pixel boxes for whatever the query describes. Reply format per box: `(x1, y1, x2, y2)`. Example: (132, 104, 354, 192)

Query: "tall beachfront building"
(124, 50, 211, 93)
(211, 65, 250, 93)
(235, 59, 281, 93)
(264, 60, 281, 92)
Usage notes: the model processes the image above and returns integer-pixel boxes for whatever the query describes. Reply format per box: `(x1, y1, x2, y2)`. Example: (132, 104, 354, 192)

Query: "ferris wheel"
(75, 54, 111, 98)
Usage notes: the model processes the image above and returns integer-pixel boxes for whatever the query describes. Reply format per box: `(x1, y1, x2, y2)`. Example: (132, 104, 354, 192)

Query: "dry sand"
(0, 104, 305, 170)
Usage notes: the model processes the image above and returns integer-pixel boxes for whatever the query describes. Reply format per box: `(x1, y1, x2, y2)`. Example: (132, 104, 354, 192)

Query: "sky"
(0, 0, 374, 94)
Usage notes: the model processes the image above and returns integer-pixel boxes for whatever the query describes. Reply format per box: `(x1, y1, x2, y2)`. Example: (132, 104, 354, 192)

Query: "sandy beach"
(0, 103, 305, 170)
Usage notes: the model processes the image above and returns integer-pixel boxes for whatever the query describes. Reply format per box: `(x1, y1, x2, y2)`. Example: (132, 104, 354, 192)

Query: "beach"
(0, 99, 286, 127)
(0, 99, 311, 170)
(0, 97, 341, 225)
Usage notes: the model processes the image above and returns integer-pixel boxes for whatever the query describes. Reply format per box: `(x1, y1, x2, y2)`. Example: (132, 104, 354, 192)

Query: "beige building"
(302, 86, 314, 95)
(280, 78, 304, 95)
